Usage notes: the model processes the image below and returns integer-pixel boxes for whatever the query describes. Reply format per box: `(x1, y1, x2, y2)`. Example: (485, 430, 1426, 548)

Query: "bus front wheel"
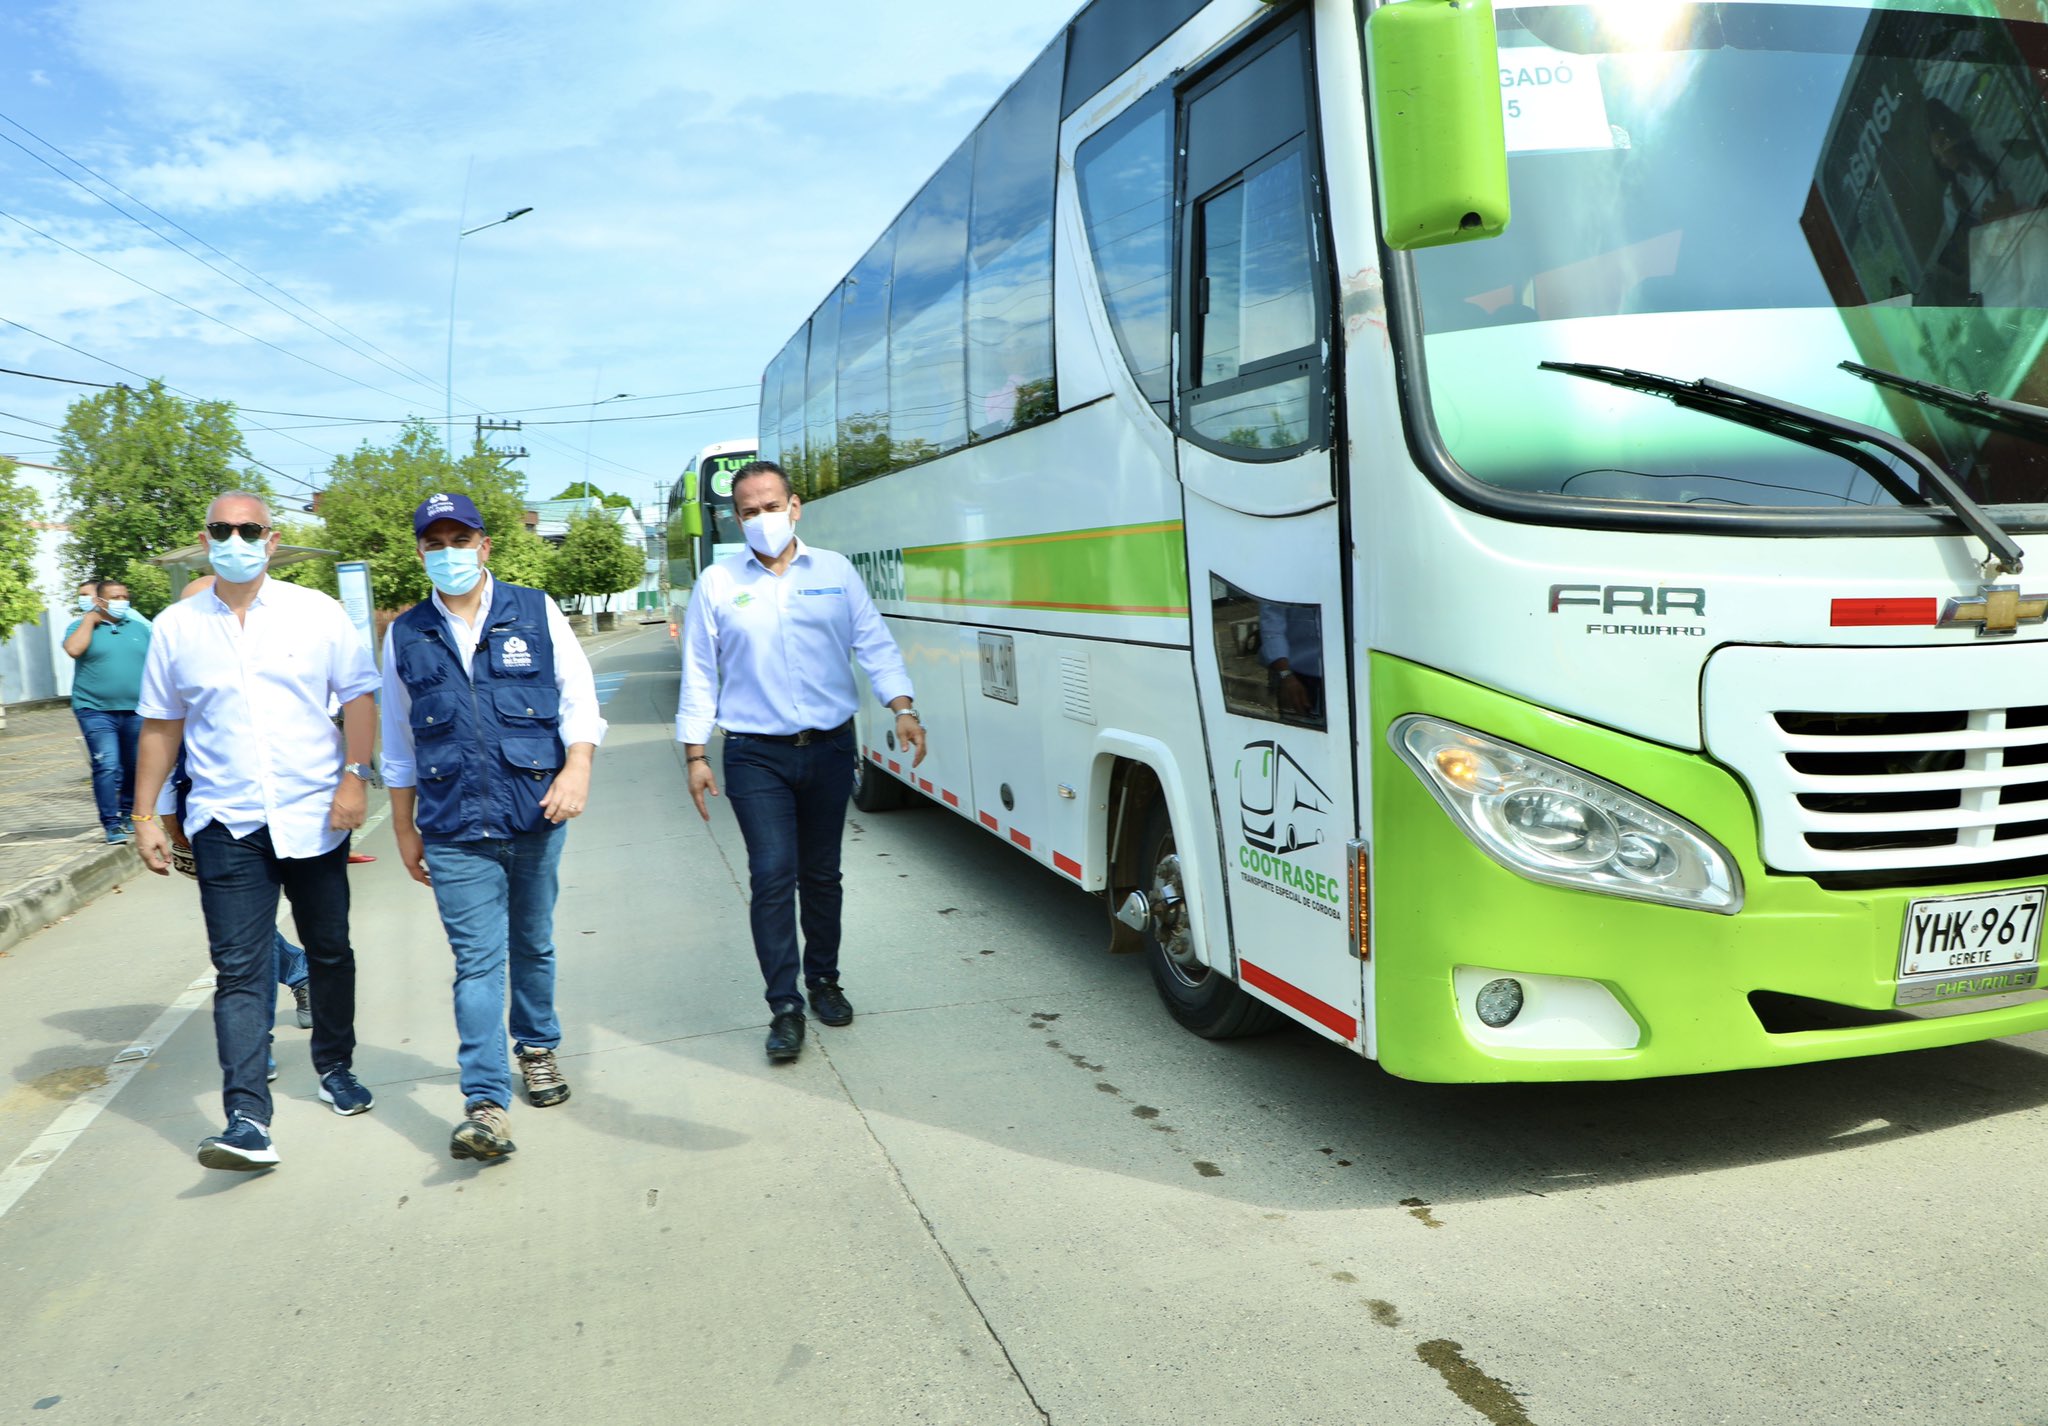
(1137, 799, 1282, 1039)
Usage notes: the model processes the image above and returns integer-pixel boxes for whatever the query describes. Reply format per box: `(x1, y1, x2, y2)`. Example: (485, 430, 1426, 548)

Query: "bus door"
(1175, 20, 1361, 1048)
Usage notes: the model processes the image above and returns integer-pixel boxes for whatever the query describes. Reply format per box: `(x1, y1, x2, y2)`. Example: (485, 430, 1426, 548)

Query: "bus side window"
(1211, 575, 1326, 731)
(1075, 88, 1175, 420)
(1178, 25, 1327, 459)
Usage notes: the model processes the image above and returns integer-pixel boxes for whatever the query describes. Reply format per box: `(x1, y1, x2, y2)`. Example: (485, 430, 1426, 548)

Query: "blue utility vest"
(392, 581, 565, 843)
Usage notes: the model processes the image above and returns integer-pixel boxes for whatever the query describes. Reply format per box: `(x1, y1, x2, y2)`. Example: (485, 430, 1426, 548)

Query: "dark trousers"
(73, 707, 139, 832)
(191, 823, 357, 1125)
(723, 729, 856, 1015)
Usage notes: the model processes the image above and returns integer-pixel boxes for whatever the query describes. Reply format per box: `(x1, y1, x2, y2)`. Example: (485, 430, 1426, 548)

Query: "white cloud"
(28, 69, 50, 86)
(120, 136, 360, 211)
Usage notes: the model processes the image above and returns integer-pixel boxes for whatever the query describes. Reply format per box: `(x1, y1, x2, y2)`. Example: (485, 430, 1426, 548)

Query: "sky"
(0, 0, 1081, 515)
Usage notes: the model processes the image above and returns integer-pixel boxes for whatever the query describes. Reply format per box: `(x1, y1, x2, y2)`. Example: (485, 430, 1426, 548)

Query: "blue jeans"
(723, 729, 856, 1015)
(74, 707, 139, 833)
(191, 823, 356, 1125)
(422, 824, 565, 1110)
(274, 931, 308, 989)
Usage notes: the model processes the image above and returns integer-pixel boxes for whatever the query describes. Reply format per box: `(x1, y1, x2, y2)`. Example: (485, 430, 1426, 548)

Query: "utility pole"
(474, 418, 528, 468)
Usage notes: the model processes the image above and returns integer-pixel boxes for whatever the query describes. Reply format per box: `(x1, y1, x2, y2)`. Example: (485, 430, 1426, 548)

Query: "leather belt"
(727, 718, 853, 747)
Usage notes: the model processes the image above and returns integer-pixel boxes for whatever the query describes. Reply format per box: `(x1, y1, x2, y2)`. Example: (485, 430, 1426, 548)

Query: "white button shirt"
(675, 539, 913, 744)
(378, 573, 607, 788)
(136, 577, 381, 859)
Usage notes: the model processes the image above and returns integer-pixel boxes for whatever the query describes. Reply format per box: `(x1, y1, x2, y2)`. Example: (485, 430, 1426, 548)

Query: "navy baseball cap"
(413, 491, 486, 536)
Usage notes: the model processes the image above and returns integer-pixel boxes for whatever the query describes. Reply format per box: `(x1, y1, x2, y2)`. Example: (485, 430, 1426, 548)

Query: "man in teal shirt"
(63, 577, 152, 844)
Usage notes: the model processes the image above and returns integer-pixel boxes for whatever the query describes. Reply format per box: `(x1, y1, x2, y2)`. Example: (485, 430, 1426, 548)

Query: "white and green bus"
(666, 438, 757, 634)
(753, 0, 2048, 1081)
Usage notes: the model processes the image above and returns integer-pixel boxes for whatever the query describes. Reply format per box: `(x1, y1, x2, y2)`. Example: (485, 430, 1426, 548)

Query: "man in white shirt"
(677, 460, 926, 1063)
(381, 492, 606, 1162)
(131, 492, 382, 1171)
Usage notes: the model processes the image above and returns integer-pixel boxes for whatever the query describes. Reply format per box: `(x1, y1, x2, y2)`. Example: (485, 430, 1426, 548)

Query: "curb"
(0, 841, 141, 956)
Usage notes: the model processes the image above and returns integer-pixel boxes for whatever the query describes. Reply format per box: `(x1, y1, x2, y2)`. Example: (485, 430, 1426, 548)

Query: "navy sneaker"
(197, 1114, 278, 1171)
(317, 1067, 373, 1116)
(104, 826, 129, 845)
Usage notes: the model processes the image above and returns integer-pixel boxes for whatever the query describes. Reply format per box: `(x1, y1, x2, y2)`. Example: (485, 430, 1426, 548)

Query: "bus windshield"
(1407, 2, 2048, 519)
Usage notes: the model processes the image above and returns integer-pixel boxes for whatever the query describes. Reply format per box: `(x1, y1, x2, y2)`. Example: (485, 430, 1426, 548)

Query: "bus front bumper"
(1370, 655, 2048, 1083)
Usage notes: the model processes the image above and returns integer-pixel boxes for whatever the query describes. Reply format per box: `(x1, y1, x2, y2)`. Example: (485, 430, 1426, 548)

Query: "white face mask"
(742, 509, 795, 559)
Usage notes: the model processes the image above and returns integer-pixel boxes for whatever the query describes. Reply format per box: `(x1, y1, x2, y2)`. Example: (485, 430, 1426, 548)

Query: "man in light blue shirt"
(676, 460, 926, 1062)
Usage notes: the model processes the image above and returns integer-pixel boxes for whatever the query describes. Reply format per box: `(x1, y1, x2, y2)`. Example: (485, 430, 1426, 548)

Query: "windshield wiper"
(1541, 361, 2026, 576)
(1839, 360, 2048, 444)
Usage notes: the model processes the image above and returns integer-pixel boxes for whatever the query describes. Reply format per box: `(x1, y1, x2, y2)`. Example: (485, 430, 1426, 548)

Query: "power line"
(0, 111, 452, 408)
(0, 204, 434, 409)
(0, 364, 118, 389)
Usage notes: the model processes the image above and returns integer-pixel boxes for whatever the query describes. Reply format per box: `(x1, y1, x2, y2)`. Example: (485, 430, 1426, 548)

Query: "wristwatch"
(896, 705, 922, 725)
(342, 762, 376, 782)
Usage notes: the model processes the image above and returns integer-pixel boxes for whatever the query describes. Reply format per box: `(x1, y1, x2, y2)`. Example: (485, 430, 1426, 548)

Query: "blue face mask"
(424, 546, 483, 596)
(207, 534, 269, 584)
(76, 594, 97, 613)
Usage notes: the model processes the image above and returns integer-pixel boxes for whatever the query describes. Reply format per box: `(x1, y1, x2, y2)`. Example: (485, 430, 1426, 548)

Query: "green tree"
(115, 558, 173, 619)
(0, 458, 44, 631)
(549, 509, 644, 612)
(268, 518, 337, 596)
(551, 479, 632, 509)
(57, 379, 266, 580)
(312, 419, 541, 610)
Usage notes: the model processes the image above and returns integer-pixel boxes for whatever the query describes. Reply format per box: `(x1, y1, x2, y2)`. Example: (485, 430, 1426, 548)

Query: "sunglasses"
(205, 521, 271, 542)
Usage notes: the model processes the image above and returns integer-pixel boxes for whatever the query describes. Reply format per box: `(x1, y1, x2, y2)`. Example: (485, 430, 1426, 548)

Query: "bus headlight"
(1392, 716, 1743, 914)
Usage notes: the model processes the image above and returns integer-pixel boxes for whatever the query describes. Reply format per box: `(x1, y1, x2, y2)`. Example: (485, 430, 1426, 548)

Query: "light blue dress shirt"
(675, 540, 914, 744)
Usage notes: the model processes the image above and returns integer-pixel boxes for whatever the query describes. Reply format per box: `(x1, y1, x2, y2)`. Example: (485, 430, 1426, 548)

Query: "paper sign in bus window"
(1502, 45, 1616, 155)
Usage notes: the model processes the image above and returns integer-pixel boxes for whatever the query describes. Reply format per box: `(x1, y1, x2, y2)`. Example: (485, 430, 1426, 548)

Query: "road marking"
(0, 804, 395, 1223)
(0, 974, 216, 1221)
(593, 672, 628, 706)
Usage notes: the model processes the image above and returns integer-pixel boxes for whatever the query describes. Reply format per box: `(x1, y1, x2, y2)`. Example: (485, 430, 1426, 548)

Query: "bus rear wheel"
(851, 741, 907, 813)
(1136, 799, 1283, 1039)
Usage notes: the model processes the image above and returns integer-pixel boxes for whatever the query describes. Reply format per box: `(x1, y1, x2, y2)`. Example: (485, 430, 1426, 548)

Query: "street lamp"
(445, 204, 533, 465)
(582, 391, 633, 488)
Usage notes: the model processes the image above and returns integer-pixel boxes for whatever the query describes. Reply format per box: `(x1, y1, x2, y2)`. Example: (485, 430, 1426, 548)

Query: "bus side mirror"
(681, 474, 703, 538)
(1367, 0, 1511, 250)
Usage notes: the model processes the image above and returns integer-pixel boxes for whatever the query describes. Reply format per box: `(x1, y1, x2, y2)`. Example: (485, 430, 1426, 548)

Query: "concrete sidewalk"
(0, 700, 131, 956)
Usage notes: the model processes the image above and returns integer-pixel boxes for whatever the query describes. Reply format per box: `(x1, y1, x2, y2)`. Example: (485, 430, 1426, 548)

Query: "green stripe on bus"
(901, 520, 1189, 617)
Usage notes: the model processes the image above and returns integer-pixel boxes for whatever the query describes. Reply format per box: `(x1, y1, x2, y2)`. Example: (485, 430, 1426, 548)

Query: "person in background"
(382, 492, 605, 1163)
(62, 577, 151, 845)
(676, 460, 926, 1064)
(131, 492, 380, 1172)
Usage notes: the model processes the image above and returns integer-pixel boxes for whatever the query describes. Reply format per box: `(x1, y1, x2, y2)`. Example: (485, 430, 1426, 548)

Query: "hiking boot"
(450, 1101, 516, 1161)
(292, 981, 312, 1030)
(516, 1045, 571, 1108)
(197, 1114, 278, 1171)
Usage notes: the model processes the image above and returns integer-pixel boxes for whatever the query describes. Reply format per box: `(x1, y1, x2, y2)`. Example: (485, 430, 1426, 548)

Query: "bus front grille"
(1703, 644, 2048, 881)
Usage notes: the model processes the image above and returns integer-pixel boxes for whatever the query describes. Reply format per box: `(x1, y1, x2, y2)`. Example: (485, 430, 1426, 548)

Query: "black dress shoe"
(809, 981, 853, 1027)
(765, 1011, 806, 1062)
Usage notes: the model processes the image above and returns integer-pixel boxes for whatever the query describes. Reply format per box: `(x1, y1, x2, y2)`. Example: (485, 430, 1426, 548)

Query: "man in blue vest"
(380, 492, 607, 1162)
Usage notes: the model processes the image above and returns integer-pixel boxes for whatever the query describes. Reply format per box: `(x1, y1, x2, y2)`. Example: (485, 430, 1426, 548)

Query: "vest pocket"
(411, 690, 462, 739)
(414, 754, 466, 836)
(493, 685, 561, 726)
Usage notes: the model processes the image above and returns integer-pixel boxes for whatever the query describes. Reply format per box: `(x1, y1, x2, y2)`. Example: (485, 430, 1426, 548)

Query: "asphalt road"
(3, 624, 2047, 1426)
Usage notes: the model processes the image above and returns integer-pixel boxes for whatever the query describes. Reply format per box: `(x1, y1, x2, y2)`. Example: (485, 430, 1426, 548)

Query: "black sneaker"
(450, 1101, 516, 1161)
(317, 1067, 373, 1116)
(197, 1114, 278, 1171)
(809, 981, 853, 1027)
(292, 981, 312, 1030)
(765, 1011, 806, 1062)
